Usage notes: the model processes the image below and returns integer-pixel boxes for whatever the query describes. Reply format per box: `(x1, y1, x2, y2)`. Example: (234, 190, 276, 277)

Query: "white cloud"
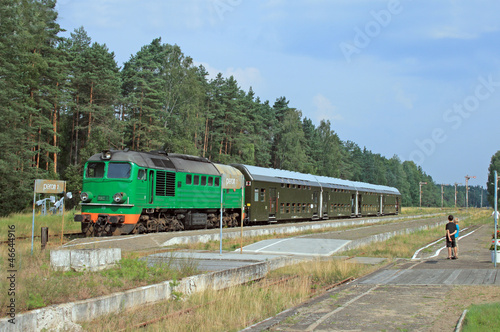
(312, 94, 343, 123)
(194, 61, 264, 93)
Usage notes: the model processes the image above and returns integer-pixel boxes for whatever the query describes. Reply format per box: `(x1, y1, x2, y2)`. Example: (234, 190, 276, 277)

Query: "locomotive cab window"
(186, 174, 192, 185)
(201, 176, 207, 186)
(215, 177, 220, 186)
(194, 175, 199, 185)
(208, 177, 213, 186)
(137, 169, 146, 180)
(108, 163, 131, 179)
(86, 162, 105, 178)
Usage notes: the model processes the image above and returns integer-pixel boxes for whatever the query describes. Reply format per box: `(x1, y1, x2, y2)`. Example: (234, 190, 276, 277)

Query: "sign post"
(32, 180, 66, 254)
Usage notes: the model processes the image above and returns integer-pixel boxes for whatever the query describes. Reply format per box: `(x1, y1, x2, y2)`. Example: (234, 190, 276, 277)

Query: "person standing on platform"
(454, 218, 460, 259)
(445, 215, 457, 259)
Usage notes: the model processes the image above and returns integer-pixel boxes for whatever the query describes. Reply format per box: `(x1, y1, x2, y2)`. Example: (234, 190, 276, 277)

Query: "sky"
(55, 0, 500, 189)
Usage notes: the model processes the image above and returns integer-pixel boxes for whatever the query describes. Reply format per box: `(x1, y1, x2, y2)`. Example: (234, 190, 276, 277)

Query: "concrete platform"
(240, 238, 351, 256)
(142, 251, 286, 272)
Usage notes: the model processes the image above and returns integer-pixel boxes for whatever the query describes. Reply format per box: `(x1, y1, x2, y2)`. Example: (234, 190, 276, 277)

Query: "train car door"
(357, 193, 362, 216)
(148, 170, 155, 204)
(351, 194, 356, 216)
(269, 187, 277, 220)
(322, 191, 329, 219)
(313, 191, 319, 219)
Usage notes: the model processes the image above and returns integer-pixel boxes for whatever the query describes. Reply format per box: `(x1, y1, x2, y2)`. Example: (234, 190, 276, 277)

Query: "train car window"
(194, 175, 199, 185)
(286, 203, 290, 213)
(201, 176, 207, 186)
(107, 163, 131, 179)
(254, 188, 259, 202)
(137, 169, 146, 180)
(215, 177, 220, 186)
(280, 203, 284, 213)
(86, 162, 105, 178)
(186, 174, 192, 185)
(260, 188, 265, 202)
(208, 177, 213, 186)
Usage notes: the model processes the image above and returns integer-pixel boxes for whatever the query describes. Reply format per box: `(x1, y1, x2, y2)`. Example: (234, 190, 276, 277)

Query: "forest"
(0, 0, 491, 216)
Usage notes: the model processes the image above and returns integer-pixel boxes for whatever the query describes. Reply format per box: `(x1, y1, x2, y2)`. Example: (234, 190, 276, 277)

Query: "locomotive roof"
(233, 164, 400, 195)
(88, 150, 220, 176)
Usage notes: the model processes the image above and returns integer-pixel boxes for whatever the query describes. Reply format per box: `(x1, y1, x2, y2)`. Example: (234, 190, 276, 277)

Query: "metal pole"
(454, 183, 457, 208)
(220, 175, 224, 255)
(465, 176, 469, 211)
(441, 184, 444, 209)
(494, 171, 498, 267)
(464, 175, 476, 211)
(31, 185, 36, 255)
(419, 182, 422, 208)
(240, 178, 244, 254)
(60, 182, 66, 246)
(419, 182, 426, 208)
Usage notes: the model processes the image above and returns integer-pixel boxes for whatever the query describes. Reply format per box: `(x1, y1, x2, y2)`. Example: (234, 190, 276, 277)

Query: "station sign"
(34, 179, 65, 194)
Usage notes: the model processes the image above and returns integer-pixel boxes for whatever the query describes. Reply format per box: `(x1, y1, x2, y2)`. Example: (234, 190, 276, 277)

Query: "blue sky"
(55, 0, 500, 189)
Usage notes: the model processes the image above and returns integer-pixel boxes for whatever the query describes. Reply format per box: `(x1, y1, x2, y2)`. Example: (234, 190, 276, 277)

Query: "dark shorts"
(446, 237, 456, 248)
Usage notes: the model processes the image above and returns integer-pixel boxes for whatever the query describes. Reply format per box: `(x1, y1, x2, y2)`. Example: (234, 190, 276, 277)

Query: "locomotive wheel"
(147, 219, 159, 233)
(82, 222, 94, 237)
(158, 219, 167, 232)
(136, 223, 147, 234)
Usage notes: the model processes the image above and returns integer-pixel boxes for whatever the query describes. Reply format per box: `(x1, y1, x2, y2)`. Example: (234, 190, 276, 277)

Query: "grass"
(0, 239, 198, 316)
(463, 302, 500, 331)
(340, 209, 490, 259)
(81, 258, 375, 332)
(0, 211, 81, 241)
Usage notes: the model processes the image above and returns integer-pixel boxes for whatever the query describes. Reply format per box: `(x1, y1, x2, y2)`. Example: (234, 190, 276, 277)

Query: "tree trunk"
(53, 82, 58, 174)
(88, 81, 93, 139)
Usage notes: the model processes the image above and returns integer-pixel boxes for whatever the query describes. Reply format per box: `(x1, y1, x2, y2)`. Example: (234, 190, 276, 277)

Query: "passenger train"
(74, 150, 401, 236)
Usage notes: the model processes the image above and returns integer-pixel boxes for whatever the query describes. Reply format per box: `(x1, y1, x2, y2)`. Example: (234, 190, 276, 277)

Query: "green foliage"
(463, 302, 500, 331)
(1, 2, 488, 215)
(26, 292, 46, 310)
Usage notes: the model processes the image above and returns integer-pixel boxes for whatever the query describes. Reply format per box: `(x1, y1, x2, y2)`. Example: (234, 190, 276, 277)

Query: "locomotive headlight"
(81, 192, 93, 202)
(101, 150, 112, 160)
(113, 192, 127, 203)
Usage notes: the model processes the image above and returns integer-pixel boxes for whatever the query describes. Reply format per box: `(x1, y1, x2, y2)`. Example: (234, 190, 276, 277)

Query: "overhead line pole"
(419, 182, 427, 208)
(465, 175, 476, 211)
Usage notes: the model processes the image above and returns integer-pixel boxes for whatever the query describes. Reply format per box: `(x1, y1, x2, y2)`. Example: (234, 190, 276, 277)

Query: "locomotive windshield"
(107, 163, 131, 179)
(86, 162, 105, 178)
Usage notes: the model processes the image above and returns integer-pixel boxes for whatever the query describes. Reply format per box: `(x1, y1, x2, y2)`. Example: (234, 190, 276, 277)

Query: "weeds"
(463, 302, 500, 331)
(0, 241, 198, 316)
